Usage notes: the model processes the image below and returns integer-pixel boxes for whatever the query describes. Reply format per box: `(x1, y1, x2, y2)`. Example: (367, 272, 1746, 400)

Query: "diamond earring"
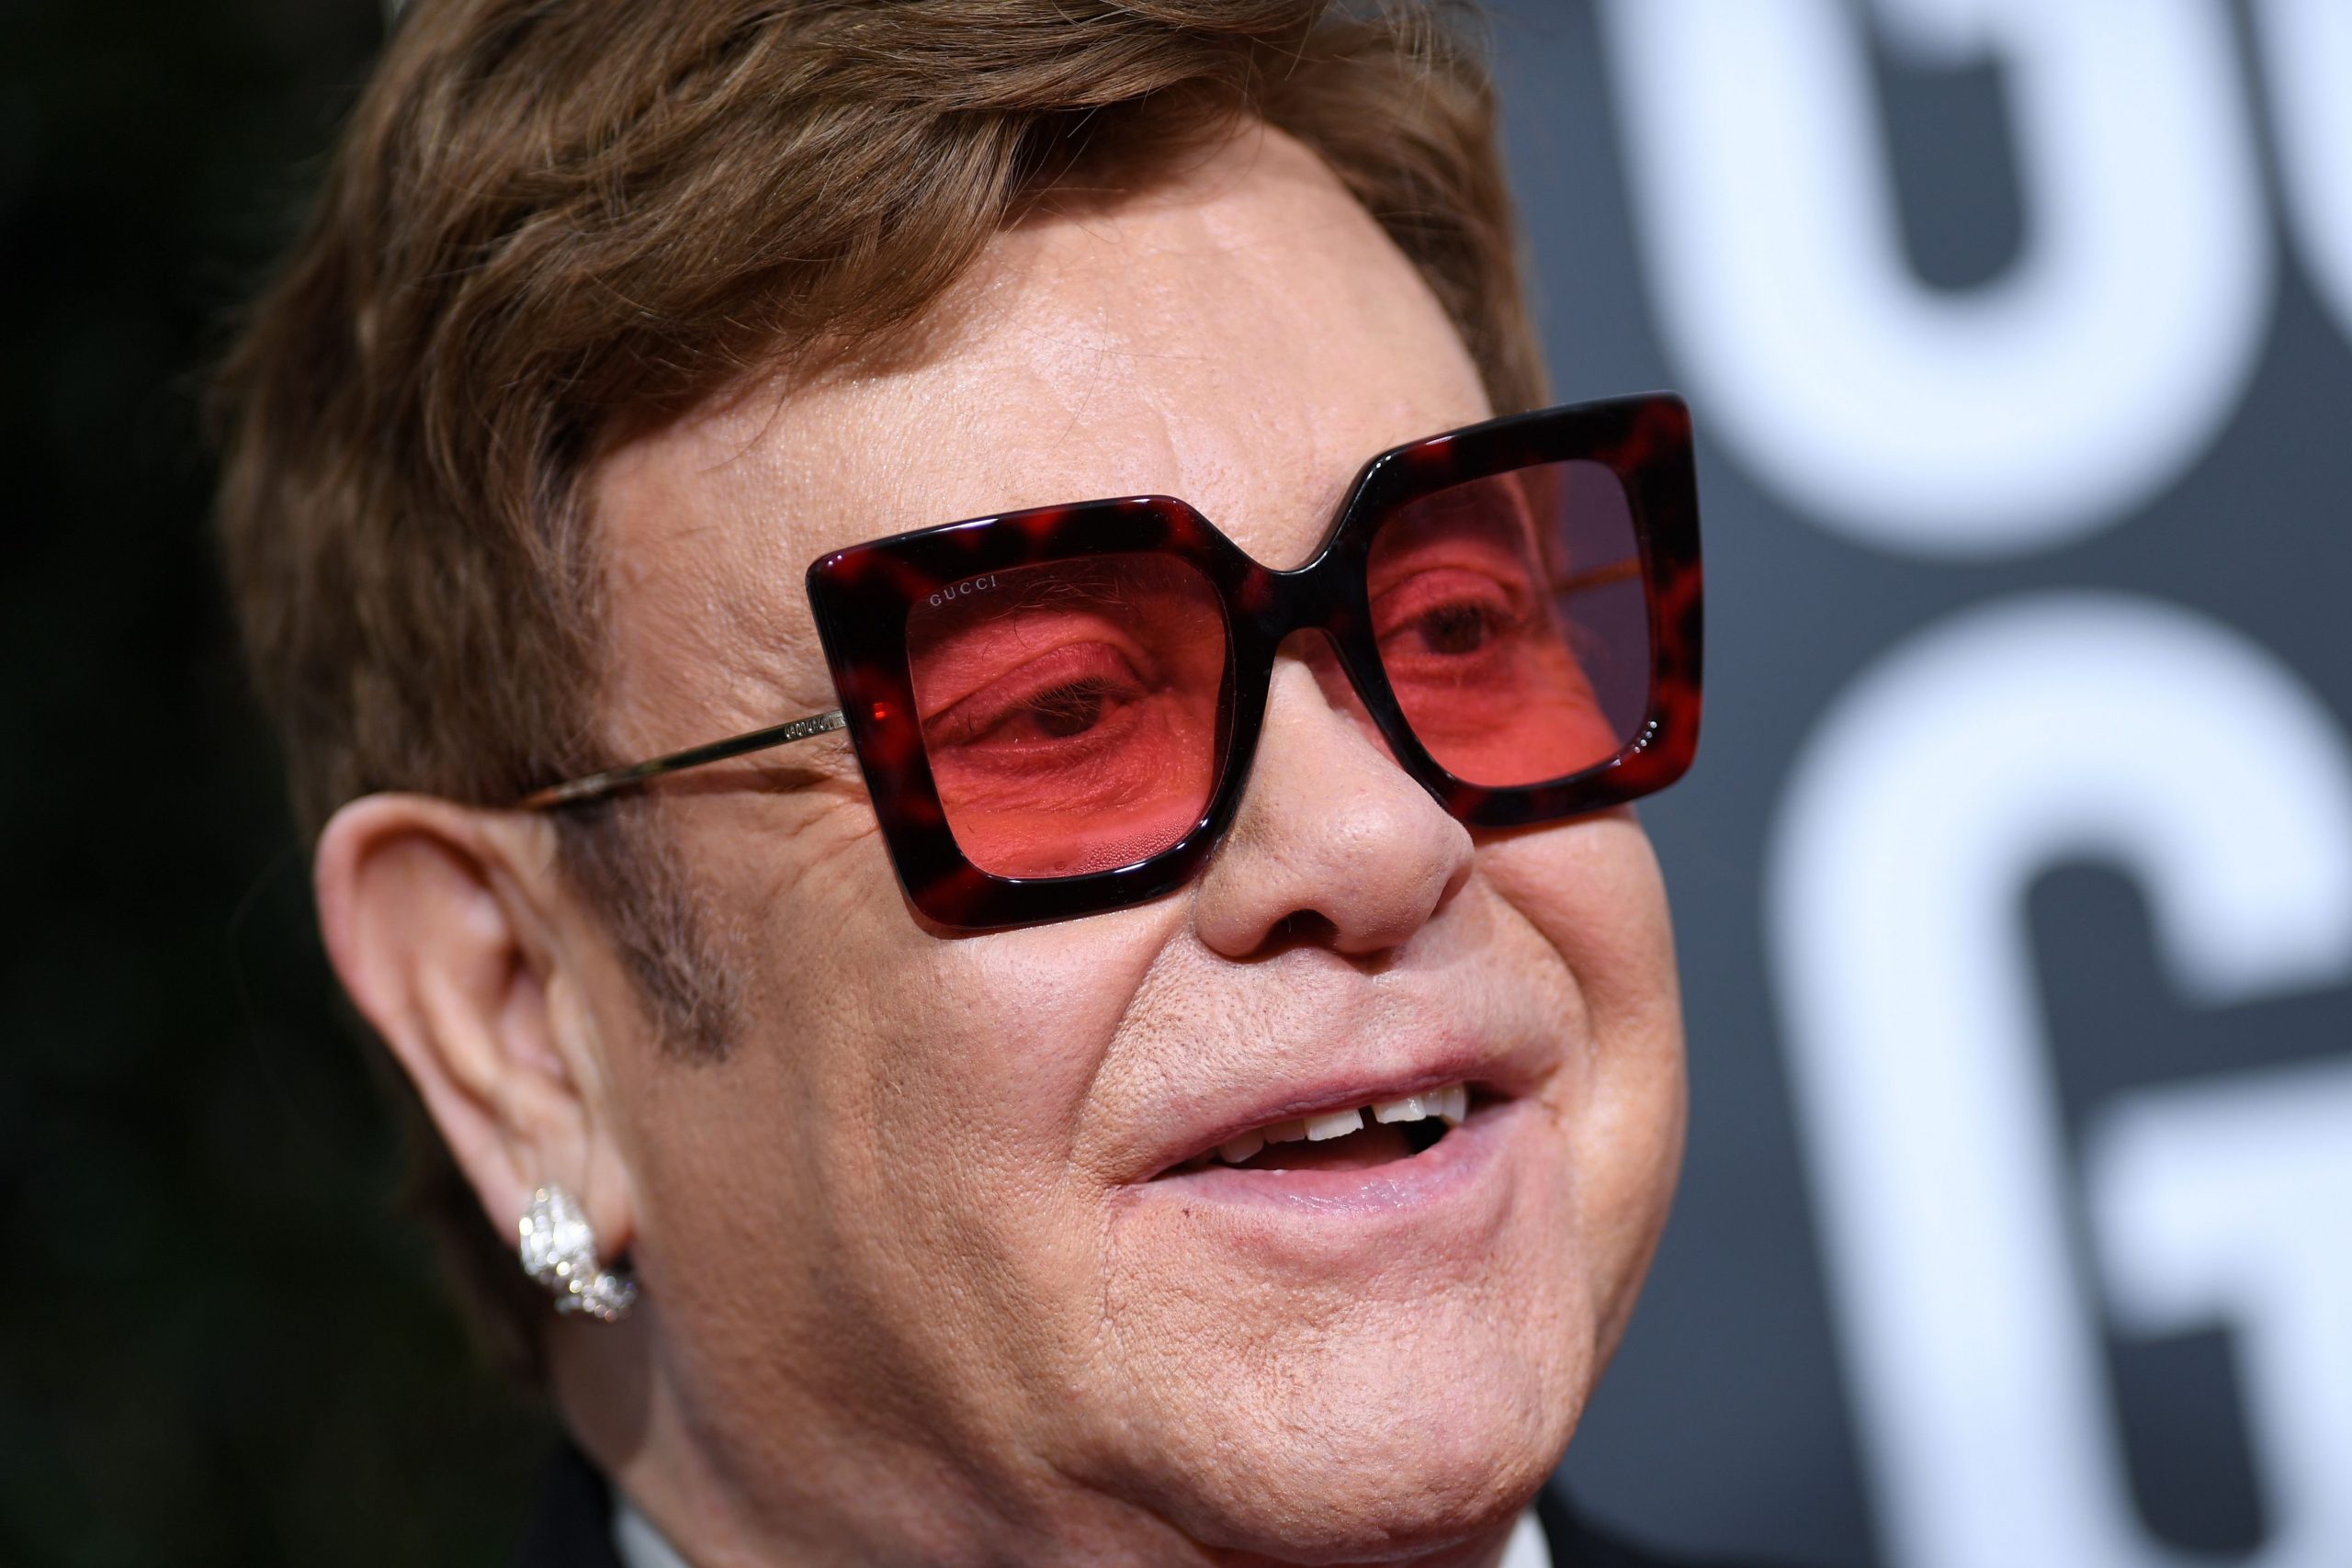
(517, 1184, 638, 1323)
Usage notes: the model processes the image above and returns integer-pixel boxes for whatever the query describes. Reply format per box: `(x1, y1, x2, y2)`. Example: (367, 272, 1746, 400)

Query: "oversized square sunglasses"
(524, 393, 1703, 931)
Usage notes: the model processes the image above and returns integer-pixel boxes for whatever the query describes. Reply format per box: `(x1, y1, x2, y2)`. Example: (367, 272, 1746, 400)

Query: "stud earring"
(517, 1184, 638, 1323)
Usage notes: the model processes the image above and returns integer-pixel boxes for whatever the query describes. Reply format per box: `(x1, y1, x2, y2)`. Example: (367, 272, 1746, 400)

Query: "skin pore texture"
(315, 125, 1687, 1567)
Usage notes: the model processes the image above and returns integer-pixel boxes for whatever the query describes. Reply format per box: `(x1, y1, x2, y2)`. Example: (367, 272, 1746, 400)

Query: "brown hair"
(215, 0, 1546, 1377)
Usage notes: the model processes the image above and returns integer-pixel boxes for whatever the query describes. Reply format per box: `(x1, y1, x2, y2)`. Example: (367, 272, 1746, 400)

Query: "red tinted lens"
(905, 555, 1227, 879)
(1367, 460, 1650, 788)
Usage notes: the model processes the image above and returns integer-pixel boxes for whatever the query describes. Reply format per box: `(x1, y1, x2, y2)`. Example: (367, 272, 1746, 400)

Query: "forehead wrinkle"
(778, 136, 1419, 530)
(996, 160, 1432, 558)
(804, 308, 1193, 523)
(922, 280, 1301, 548)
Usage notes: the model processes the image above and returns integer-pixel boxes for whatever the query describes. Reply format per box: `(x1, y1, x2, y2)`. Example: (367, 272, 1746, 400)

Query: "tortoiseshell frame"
(524, 394, 1703, 931)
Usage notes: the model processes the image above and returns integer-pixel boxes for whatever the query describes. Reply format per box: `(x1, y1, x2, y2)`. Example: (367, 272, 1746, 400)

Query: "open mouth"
(1162, 1083, 1482, 1177)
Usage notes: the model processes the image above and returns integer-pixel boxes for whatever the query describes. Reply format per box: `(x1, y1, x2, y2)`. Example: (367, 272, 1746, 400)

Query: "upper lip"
(1127, 1032, 1547, 1183)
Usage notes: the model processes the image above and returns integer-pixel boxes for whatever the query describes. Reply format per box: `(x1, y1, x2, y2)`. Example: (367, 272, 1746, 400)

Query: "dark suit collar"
(513, 1443, 625, 1568)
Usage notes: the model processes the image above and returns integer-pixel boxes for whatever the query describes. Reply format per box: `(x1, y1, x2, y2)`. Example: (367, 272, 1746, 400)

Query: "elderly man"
(216, 1, 1719, 1563)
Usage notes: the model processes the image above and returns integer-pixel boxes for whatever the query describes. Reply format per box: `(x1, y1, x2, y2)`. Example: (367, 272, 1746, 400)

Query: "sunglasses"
(524, 394, 1703, 931)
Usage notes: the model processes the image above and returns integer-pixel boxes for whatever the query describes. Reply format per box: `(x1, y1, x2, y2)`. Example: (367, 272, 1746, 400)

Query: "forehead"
(590, 127, 1491, 727)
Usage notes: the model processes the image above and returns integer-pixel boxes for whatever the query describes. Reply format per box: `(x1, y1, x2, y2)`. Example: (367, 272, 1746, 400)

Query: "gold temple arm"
(519, 709, 847, 809)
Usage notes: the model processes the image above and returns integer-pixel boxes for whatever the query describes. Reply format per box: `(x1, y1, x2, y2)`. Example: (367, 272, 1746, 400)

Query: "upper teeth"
(1215, 1083, 1469, 1166)
(1306, 1108, 1364, 1141)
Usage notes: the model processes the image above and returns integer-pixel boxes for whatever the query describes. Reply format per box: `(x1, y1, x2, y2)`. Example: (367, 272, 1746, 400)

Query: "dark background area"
(1, 3, 550, 1563)
(7, 2, 2348, 1565)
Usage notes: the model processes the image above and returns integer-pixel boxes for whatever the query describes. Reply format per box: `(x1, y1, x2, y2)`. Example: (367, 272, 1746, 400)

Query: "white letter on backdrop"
(1767, 594, 2352, 1568)
(2252, 0, 2352, 344)
(2087, 1058, 2352, 1568)
(1596, 0, 2269, 557)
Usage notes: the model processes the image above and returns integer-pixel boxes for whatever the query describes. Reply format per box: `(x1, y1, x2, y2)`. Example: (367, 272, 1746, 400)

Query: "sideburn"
(554, 796, 741, 1063)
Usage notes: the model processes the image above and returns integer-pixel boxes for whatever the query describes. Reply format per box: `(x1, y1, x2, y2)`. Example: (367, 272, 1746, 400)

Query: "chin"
(1086, 1276, 1594, 1563)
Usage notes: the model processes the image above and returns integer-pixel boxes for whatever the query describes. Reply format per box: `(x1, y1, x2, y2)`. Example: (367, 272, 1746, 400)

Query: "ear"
(314, 795, 638, 1269)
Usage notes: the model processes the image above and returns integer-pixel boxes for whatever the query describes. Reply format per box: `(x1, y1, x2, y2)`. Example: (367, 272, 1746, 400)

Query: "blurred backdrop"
(6, 2, 2348, 1565)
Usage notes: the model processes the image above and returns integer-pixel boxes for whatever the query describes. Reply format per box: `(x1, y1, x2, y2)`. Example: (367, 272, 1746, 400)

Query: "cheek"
(776, 844, 1183, 1333)
(617, 804, 1194, 1438)
(678, 784, 1185, 1213)
(1479, 808, 1682, 1074)
(1477, 812, 1687, 1306)
(808, 908, 1199, 1438)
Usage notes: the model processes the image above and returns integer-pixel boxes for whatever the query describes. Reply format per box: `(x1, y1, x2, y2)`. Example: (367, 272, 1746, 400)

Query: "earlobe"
(313, 795, 638, 1270)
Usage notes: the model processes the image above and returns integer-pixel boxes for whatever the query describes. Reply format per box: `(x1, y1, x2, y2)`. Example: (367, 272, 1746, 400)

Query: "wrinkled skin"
(317, 124, 1686, 1568)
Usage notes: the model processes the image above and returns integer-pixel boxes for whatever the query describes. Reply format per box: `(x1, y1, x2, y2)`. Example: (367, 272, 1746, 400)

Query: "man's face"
(581, 127, 1686, 1560)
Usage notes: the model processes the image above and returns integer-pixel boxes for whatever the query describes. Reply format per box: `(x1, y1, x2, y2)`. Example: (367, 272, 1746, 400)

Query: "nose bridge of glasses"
(1228, 531, 1361, 637)
(1213, 535, 1413, 769)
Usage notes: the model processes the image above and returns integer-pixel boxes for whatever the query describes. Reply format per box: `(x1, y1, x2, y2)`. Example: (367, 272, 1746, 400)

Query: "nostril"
(1272, 909, 1340, 948)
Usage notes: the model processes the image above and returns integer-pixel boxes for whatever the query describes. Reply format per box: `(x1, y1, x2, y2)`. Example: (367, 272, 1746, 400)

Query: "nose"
(1191, 634, 1476, 959)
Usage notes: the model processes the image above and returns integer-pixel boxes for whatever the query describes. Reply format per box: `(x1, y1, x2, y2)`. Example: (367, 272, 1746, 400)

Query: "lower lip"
(1124, 1098, 1523, 1223)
